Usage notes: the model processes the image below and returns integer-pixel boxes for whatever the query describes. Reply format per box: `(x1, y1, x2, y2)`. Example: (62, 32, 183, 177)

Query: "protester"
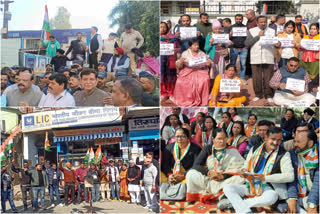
(59, 158, 76, 206)
(88, 26, 103, 69)
(228, 107, 242, 122)
(171, 107, 190, 124)
(269, 14, 286, 34)
(191, 112, 205, 135)
(127, 160, 141, 204)
(87, 164, 101, 203)
(161, 114, 182, 144)
(299, 108, 319, 132)
(99, 164, 110, 202)
(195, 115, 217, 148)
(65, 32, 87, 66)
(101, 33, 118, 64)
(50, 49, 70, 72)
(295, 15, 309, 38)
(68, 73, 82, 95)
(111, 78, 143, 107)
(1, 165, 17, 213)
(41, 35, 61, 58)
(142, 157, 158, 212)
(119, 164, 130, 202)
(194, 13, 212, 51)
(75, 162, 88, 204)
(280, 109, 298, 141)
(1, 71, 8, 106)
(107, 47, 130, 76)
(244, 114, 258, 137)
(228, 121, 250, 156)
(46, 163, 63, 208)
(107, 160, 120, 201)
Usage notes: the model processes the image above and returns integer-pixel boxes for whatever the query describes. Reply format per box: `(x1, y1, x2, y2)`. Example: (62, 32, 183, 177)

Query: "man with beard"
(287, 124, 318, 213)
(1, 71, 8, 106)
(127, 160, 141, 204)
(107, 47, 130, 77)
(6, 70, 43, 106)
(65, 32, 87, 66)
(229, 14, 249, 83)
(139, 72, 159, 106)
(222, 127, 294, 212)
(245, 16, 277, 103)
(194, 13, 212, 51)
(38, 73, 75, 107)
(295, 15, 309, 38)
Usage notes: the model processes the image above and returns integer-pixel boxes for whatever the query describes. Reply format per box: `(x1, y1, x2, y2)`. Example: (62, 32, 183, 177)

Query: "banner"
(22, 107, 121, 132)
(212, 34, 229, 44)
(259, 36, 278, 46)
(129, 117, 159, 131)
(301, 39, 320, 51)
(180, 27, 197, 39)
(160, 43, 174, 55)
(232, 27, 247, 37)
(219, 79, 241, 93)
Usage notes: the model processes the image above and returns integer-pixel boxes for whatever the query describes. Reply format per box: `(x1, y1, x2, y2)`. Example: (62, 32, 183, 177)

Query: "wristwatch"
(308, 202, 316, 209)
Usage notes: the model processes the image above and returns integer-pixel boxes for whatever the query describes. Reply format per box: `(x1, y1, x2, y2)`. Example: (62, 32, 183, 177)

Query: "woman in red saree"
(173, 38, 212, 106)
(119, 164, 130, 202)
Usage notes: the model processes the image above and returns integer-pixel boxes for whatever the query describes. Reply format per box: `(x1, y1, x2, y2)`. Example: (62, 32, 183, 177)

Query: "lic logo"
(24, 116, 35, 126)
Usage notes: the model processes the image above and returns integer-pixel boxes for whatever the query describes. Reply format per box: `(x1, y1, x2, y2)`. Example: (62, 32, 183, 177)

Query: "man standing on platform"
(88, 26, 103, 70)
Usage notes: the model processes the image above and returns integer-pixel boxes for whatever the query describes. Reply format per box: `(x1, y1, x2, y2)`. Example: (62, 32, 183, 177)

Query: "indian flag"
(89, 147, 95, 164)
(45, 131, 50, 151)
(84, 148, 90, 165)
(42, 5, 51, 42)
(0, 148, 6, 168)
(94, 145, 102, 164)
(6, 138, 14, 157)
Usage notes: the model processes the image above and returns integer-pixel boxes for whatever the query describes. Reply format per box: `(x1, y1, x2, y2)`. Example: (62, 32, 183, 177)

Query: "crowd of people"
(1, 153, 160, 213)
(160, 107, 319, 213)
(1, 24, 160, 107)
(160, 11, 319, 107)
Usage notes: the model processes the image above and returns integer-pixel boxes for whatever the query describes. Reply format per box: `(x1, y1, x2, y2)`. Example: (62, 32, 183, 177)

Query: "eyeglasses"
(175, 136, 187, 139)
(289, 64, 298, 67)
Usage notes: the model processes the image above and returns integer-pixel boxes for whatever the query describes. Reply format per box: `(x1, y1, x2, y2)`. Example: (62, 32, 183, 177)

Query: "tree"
(108, 1, 159, 56)
(50, 7, 72, 30)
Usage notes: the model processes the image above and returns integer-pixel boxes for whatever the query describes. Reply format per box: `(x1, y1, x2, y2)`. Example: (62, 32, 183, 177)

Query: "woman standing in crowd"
(209, 64, 246, 107)
(119, 164, 130, 202)
(195, 116, 217, 148)
(298, 23, 319, 80)
(161, 114, 182, 144)
(276, 20, 301, 68)
(161, 128, 202, 184)
(244, 113, 258, 137)
(160, 21, 180, 102)
(218, 112, 233, 137)
(227, 121, 249, 156)
(173, 39, 211, 106)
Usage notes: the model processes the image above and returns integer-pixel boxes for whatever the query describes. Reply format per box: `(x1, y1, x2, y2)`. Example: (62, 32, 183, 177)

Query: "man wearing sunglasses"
(269, 57, 316, 107)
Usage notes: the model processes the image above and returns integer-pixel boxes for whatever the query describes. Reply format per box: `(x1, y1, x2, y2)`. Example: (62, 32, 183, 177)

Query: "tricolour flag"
(84, 148, 90, 165)
(261, 3, 267, 16)
(89, 147, 95, 164)
(94, 145, 102, 164)
(0, 148, 6, 168)
(6, 138, 14, 157)
(45, 131, 50, 151)
(42, 5, 51, 42)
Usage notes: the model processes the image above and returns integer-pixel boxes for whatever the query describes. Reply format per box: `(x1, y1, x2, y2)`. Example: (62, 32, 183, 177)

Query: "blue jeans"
(32, 186, 45, 208)
(110, 182, 120, 200)
(77, 183, 88, 203)
(230, 48, 248, 80)
(49, 183, 61, 204)
(1, 189, 16, 212)
(91, 183, 100, 202)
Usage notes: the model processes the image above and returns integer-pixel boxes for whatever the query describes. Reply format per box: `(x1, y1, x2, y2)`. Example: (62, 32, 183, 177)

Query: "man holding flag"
(87, 164, 101, 203)
(59, 158, 76, 206)
(75, 162, 88, 204)
(41, 5, 60, 58)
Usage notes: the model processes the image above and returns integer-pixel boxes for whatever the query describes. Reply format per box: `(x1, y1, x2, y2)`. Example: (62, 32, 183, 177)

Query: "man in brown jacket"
(59, 158, 77, 206)
(99, 164, 110, 201)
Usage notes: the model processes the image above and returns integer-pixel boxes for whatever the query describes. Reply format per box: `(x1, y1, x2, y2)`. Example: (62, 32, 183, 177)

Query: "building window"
(177, 1, 200, 15)
(161, 1, 172, 15)
(26, 39, 41, 49)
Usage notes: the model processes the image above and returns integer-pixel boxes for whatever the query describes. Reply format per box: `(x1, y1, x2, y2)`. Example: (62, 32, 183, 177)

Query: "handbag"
(160, 182, 186, 201)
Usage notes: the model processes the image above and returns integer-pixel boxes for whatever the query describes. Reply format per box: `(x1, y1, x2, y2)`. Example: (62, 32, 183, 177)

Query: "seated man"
(222, 127, 294, 212)
(50, 49, 70, 72)
(97, 71, 115, 93)
(287, 124, 319, 213)
(107, 47, 130, 77)
(186, 128, 245, 204)
(298, 108, 319, 133)
(269, 57, 316, 106)
(67, 73, 82, 95)
(139, 72, 159, 106)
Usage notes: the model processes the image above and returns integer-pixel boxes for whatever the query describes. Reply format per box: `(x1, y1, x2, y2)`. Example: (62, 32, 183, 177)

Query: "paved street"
(3, 200, 157, 213)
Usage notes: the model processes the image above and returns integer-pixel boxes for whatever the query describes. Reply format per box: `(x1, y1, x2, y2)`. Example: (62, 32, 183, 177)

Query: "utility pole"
(1, 0, 14, 39)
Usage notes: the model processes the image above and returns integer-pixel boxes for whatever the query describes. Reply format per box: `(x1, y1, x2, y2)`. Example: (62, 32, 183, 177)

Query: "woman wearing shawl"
(245, 114, 258, 137)
(218, 112, 233, 138)
(209, 64, 246, 107)
(186, 128, 245, 204)
(205, 20, 231, 79)
(227, 121, 249, 156)
(191, 112, 206, 135)
(298, 23, 319, 80)
(173, 38, 212, 106)
(161, 128, 202, 184)
(119, 164, 130, 202)
(227, 107, 242, 122)
(195, 116, 217, 148)
(161, 114, 182, 144)
(136, 51, 160, 75)
(160, 22, 180, 102)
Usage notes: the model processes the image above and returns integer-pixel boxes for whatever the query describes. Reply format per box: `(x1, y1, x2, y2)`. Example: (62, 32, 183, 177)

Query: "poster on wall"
(24, 54, 37, 69)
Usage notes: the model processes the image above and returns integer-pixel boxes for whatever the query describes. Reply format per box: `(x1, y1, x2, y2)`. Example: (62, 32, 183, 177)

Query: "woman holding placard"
(298, 23, 319, 80)
(204, 20, 231, 79)
(276, 20, 301, 68)
(209, 64, 246, 107)
(173, 38, 211, 106)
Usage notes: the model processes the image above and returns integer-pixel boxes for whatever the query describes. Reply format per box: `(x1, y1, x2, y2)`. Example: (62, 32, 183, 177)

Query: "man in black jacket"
(1, 165, 17, 213)
(50, 49, 70, 72)
(11, 159, 33, 211)
(65, 32, 87, 66)
(128, 160, 141, 204)
(88, 26, 103, 70)
(87, 164, 101, 202)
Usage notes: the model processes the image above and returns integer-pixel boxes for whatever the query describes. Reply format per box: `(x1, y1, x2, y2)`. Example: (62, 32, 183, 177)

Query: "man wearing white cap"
(127, 160, 141, 204)
(142, 158, 158, 212)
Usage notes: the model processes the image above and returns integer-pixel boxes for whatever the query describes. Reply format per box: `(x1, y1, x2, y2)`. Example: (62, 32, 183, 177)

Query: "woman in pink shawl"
(173, 38, 211, 106)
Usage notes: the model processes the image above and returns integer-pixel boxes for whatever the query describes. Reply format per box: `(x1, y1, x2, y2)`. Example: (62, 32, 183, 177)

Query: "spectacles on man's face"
(288, 64, 298, 67)
(175, 135, 187, 139)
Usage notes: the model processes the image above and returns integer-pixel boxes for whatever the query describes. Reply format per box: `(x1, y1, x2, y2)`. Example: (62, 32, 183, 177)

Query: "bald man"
(59, 158, 76, 205)
(246, 9, 257, 29)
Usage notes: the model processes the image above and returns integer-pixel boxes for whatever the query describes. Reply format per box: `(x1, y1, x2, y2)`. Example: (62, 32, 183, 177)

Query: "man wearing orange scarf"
(287, 123, 319, 213)
(221, 127, 294, 212)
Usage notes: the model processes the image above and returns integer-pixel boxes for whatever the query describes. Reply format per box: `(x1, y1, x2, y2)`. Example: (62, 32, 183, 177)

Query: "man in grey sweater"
(142, 158, 158, 212)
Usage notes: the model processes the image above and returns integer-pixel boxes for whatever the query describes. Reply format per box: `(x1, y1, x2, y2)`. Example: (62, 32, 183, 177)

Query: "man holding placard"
(229, 14, 248, 83)
(269, 14, 286, 34)
(194, 13, 212, 51)
(269, 57, 316, 107)
(175, 14, 201, 53)
(245, 16, 277, 103)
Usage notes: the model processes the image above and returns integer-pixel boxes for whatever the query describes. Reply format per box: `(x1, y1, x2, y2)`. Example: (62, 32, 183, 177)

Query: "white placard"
(316, 87, 320, 100)
(278, 37, 294, 48)
(286, 78, 305, 92)
(188, 56, 207, 67)
(219, 79, 241, 93)
(180, 27, 197, 39)
(259, 36, 278, 46)
(277, 25, 284, 33)
(232, 27, 247, 37)
(290, 100, 309, 107)
(212, 34, 230, 44)
(160, 43, 174, 55)
(301, 39, 320, 51)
